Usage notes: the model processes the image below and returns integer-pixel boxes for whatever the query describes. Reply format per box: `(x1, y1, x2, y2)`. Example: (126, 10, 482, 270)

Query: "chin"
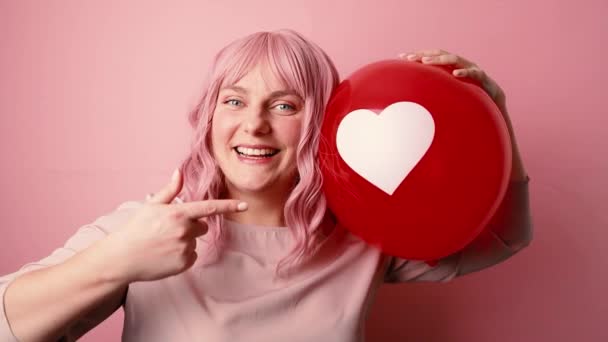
(227, 176, 277, 194)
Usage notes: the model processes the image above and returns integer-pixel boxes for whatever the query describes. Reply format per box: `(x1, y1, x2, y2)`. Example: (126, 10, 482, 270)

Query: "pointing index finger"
(176, 199, 248, 219)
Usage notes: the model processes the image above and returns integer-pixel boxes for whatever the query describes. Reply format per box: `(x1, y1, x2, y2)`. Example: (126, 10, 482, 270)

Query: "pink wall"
(1, 0, 606, 341)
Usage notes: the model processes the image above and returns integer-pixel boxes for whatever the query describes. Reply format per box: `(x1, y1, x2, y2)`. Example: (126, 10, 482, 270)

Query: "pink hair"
(176, 29, 340, 277)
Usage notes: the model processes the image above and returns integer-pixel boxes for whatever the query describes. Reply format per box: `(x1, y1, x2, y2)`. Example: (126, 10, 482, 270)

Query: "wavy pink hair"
(176, 29, 340, 277)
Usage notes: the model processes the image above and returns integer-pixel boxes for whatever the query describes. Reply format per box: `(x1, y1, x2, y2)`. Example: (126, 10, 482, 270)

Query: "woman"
(0, 29, 532, 341)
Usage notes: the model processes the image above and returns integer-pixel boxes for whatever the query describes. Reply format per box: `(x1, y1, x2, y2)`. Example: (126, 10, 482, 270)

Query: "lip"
(234, 144, 280, 150)
(234, 149, 278, 164)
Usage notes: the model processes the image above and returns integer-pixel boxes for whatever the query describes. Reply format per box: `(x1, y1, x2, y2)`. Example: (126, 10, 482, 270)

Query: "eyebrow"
(220, 85, 301, 99)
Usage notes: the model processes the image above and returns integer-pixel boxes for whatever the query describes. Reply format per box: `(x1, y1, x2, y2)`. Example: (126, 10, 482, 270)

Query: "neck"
(223, 184, 292, 227)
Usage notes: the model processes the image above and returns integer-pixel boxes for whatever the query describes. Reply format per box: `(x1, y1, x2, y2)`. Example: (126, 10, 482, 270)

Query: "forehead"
(220, 63, 297, 97)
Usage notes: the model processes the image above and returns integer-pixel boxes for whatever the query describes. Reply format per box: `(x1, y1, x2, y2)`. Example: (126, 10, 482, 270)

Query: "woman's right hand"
(101, 169, 248, 284)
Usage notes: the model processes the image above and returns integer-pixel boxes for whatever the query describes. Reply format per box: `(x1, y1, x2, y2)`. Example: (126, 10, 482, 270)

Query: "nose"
(243, 107, 271, 135)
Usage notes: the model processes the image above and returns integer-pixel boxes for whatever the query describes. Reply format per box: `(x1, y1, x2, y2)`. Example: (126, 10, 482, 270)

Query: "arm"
(384, 174, 533, 283)
(450, 174, 532, 277)
(2, 238, 127, 342)
(0, 200, 143, 342)
(384, 110, 533, 282)
(501, 103, 527, 183)
(386, 50, 533, 283)
(448, 104, 532, 275)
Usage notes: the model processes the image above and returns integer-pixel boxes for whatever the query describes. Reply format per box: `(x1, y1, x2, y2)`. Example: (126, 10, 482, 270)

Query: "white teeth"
(235, 146, 278, 156)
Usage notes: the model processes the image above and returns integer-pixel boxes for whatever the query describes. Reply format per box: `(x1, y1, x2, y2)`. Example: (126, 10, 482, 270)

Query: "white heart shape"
(336, 101, 435, 195)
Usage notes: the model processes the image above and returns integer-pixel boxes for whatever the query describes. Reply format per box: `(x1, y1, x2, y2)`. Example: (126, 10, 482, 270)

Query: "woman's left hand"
(399, 49, 507, 111)
(400, 49, 528, 183)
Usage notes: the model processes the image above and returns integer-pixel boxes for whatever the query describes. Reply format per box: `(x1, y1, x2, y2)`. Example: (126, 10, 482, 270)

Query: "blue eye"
(225, 99, 243, 107)
(276, 103, 295, 111)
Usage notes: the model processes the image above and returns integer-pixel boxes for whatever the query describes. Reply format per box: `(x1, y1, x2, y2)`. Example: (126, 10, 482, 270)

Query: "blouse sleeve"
(384, 176, 533, 283)
(0, 199, 145, 341)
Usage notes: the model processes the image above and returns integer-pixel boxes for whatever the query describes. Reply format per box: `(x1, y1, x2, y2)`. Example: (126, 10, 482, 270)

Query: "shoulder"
(329, 226, 390, 269)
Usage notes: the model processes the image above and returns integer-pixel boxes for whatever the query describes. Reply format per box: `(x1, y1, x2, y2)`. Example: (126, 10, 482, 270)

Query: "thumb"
(147, 168, 183, 204)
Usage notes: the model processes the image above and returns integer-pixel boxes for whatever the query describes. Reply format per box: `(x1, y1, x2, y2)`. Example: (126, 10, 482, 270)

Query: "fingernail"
(237, 202, 248, 211)
(406, 54, 417, 60)
(454, 70, 465, 76)
(171, 168, 180, 182)
(422, 56, 433, 62)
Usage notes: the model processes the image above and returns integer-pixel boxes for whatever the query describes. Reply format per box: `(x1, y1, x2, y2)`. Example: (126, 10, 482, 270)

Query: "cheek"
(209, 122, 220, 154)
(279, 119, 303, 148)
(210, 113, 234, 150)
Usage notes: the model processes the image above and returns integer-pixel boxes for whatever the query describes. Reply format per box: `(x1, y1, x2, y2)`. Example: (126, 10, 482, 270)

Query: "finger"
(400, 50, 479, 69)
(421, 54, 476, 69)
(399, 49, 448, 61)
(147, 168, 183, 205)
(453, 68, 501, 99)
(412, 49, 449, 57)
(184, 251, 198, 270)
(398, 52, 421, 61)
(452, 67, 486, 81)
(184, 238, 198, 253)
(398, 51, 423, 61)
(183, 220, 209, 239)
(177, 199, 248, 220)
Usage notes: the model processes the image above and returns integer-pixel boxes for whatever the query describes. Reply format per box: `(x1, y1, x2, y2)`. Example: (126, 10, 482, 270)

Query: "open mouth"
(233, 146, 280, 159)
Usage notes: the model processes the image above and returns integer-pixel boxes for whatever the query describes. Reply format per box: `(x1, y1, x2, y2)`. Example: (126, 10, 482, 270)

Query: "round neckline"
(197, 215, 345, 265)
(223, 218, 291, 234)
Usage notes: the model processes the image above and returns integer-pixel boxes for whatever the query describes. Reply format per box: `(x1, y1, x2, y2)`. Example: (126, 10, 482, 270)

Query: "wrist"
(86, 236, 132, 287)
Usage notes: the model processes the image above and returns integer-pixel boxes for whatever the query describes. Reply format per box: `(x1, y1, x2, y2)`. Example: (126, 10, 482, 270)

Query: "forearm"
(497, 103, 528, 182)
(453, 173, 533, 276)
(4, 238, 127, 342)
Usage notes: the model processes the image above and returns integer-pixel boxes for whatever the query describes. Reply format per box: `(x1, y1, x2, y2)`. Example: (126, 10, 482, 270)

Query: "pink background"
(1, 0, 606, 341)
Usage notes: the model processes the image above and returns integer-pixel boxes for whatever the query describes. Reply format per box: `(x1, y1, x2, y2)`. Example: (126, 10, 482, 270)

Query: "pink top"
(0, 177, 531, 341)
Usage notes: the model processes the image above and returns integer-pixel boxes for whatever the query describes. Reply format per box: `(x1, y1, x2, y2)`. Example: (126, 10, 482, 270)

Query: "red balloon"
(319, 60, 512, 261)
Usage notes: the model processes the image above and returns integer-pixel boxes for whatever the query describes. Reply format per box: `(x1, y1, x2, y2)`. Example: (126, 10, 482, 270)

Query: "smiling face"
(210, 63, 305, 198)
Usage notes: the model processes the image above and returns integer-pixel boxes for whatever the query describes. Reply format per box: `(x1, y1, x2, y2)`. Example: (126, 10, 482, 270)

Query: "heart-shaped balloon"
(319, 59, 512, 261)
